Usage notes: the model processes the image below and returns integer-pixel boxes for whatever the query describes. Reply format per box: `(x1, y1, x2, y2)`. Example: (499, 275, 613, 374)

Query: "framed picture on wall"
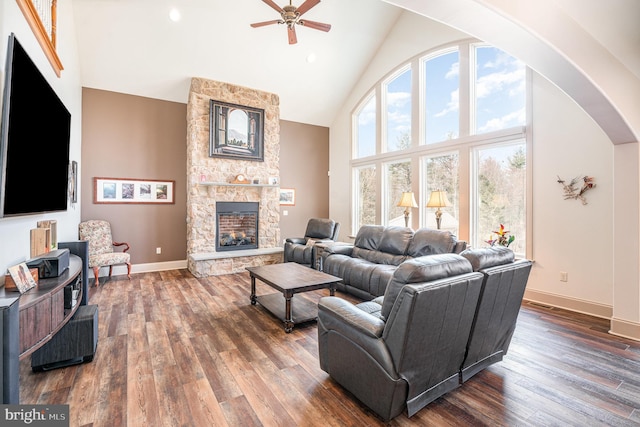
(209, 99, 264, 161)
(279, 188, 295, 206)
(93, 177, 175, 204)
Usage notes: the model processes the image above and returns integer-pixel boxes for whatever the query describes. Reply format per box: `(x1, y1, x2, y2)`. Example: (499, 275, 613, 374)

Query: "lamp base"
(435, 208, 443, 230)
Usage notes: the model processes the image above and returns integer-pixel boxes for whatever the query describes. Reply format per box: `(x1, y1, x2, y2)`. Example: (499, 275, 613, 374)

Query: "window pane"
(424, 50, 459, 144)
(384, 160, 412, 226)
(385, 67, 412, 152)
(355, 94, 376, 158)
(423, 153, 459, 235)
(474, 142, 526, 254)
(355, 165, 377, 230)
(474, 46, 526, 134)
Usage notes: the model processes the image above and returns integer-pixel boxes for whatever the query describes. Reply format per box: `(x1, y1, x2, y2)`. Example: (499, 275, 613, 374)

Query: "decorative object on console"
(279, 188, 296, 205)
(397, 191, 418, 228)
(209, 99, 264, 161)
(37, 219, 57, 250)
(6, 263, 37, 294)
(250, 0, 332, 45)
(30, 227, 50, 258)
(78, 220, 132, 287)
(557, 175, 596, 205)
(485, 224, 515, 247)
(93, 177, 175, 204)
(426, 190, 451, 229)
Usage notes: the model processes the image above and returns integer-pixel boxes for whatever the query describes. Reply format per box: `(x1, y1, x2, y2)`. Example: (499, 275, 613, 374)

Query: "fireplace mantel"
(198, 182, 279, 188)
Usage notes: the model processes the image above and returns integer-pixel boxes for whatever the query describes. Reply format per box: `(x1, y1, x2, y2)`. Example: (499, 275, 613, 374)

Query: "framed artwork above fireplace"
(209, 99, 264, 161)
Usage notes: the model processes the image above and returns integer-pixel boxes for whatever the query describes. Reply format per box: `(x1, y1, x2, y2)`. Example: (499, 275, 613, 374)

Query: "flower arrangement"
(486, 224, 515, 247)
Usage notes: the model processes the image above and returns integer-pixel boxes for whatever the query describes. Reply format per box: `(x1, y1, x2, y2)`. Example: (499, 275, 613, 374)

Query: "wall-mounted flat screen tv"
(0, 33, 71, 217)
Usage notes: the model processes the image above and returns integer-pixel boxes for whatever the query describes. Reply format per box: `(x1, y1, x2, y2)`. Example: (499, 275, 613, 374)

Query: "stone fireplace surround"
(186, 78, 283, 276)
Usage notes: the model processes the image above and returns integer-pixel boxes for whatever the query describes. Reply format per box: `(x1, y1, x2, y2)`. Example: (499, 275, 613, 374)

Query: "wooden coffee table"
(247, 263, 341, 333)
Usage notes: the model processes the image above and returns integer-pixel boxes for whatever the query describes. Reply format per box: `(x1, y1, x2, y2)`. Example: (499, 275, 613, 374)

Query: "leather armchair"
(459, 246, 533, 382)
(284, 218, 340, 267)
(317, 254, 484, 421)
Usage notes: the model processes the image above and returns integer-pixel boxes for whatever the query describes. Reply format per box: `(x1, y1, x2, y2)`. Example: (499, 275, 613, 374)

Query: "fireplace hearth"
(216, 202, 259, 251)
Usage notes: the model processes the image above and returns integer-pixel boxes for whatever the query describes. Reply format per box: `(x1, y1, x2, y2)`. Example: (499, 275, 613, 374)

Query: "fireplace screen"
(216, 202, 259, 251)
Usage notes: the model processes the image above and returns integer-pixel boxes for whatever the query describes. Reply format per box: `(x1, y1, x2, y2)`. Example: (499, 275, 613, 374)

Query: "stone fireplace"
(186, 77, 282, 276)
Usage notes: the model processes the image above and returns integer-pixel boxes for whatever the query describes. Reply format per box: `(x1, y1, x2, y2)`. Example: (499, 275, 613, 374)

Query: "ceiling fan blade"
(299, 19, 331, 32)
(288, 26, 298, 44)
(261, 0, 284, 13)
(296, 0, 321, 17)
(250, 19, 282, 28)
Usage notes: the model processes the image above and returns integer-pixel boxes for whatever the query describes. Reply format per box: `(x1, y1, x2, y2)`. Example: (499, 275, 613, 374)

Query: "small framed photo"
(279, 188, 295, 206)
(7, 262, 37, 294)
(93, 177, 175, 204)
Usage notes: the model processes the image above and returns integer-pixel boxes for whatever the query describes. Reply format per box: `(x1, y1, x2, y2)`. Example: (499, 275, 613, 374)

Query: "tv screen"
(0, 33, 71, 217)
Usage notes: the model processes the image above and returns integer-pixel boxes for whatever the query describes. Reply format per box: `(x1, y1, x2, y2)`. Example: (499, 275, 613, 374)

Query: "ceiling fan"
(250, 0, 331, 45)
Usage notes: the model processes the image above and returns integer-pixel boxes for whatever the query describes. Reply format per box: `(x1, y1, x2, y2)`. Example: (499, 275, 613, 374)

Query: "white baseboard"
(523, 288, 612, 319)
(88, 260, 188, 278)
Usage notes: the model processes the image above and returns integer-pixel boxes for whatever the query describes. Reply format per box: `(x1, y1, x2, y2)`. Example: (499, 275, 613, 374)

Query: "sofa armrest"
(323, 244, 354, 256)
(318, 297, 385, 338)
(285, 237, 306, 244)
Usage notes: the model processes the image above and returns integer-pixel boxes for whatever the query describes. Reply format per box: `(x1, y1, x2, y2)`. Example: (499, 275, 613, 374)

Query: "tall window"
(384, 67, 412, 152)
(354, 93, 376, 158)
(422, 153, 459, 235)
(354, 165, 377, 229)
(424, 49, 459, 144)
(384, 160, 412, 225)
(473, 142, 526, 254)
(472, 45, 526, 134)
(351, 41, 528, 254)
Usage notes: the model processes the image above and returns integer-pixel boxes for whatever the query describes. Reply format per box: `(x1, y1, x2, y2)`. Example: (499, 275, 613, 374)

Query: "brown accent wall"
(278, 120, 330, 242)
(81, 89, 329, 266)
(80, 88, 187, 264)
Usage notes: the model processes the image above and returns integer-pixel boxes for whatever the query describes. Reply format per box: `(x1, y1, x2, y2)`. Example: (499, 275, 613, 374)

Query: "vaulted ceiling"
(72, 0, 639, 141)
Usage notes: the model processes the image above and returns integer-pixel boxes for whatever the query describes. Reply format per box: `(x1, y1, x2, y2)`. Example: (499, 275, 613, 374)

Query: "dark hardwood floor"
(19, 269, 640, 426)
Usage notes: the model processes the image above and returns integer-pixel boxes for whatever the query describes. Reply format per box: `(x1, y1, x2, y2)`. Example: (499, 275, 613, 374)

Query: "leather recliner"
(283, 218, 340, 267)
(459, 246, 533, 382)
(317, 253, 484, 421)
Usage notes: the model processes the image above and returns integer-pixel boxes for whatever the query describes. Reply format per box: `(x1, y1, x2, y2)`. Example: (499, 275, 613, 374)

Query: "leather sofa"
(283, 218, 340, 267)
(320, 225, 467, 300)
(317, 246, 532, 421)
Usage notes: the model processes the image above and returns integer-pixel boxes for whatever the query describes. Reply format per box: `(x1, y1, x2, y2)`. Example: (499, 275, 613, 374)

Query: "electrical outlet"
(560, 271, 568, 282)
(283, 210, 288, 216)
(156, 247, 162, 254)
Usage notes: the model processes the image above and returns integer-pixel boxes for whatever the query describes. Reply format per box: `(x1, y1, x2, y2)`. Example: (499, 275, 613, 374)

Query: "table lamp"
(397, 192, 418, 227)
(426, 190, 451, 229)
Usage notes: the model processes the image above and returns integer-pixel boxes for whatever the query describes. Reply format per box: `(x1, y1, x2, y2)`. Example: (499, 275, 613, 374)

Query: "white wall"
(0, 1, 82, 274)
(329, 11, 616, 314)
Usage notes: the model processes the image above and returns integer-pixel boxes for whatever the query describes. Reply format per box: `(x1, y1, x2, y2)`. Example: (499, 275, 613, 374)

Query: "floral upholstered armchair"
(78, 220, 131, 286)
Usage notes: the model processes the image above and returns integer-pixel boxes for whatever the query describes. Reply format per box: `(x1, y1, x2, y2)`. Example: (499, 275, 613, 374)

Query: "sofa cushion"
(353, 225, 385, 250)
(380, 253, 473, 321)
(352, 247, 408, 266)
(406, 228, 457, 257)
(460, 246, 515, 271)
(377, 226, 414, 255)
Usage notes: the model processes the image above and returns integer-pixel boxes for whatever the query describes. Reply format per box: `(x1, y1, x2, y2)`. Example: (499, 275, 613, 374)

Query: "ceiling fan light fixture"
(250, 0, 331, 45)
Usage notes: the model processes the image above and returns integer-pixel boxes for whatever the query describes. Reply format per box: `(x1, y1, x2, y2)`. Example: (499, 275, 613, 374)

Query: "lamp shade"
(426, 190, 451, 208)
(397, 192, 418, 208)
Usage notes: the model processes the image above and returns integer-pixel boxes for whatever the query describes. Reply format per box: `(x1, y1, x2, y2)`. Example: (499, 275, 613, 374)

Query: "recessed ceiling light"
(169, 8, 181, 22)
(306, 53, 317, 63)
